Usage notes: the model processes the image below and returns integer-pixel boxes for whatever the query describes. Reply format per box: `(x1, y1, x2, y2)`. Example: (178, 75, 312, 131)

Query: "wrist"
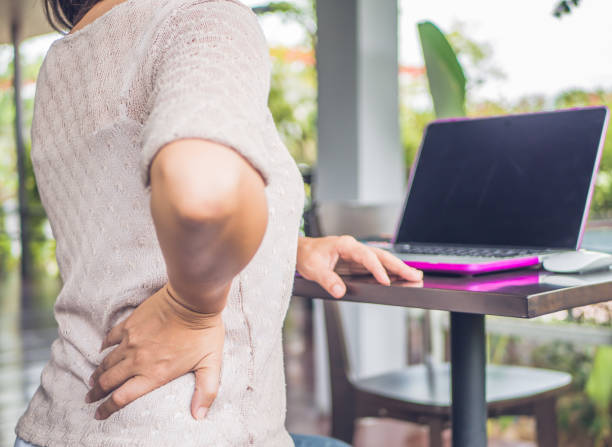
(296, 236, 316, 270)
(297, 236, 313, 256)
(162, 282, 227, 328)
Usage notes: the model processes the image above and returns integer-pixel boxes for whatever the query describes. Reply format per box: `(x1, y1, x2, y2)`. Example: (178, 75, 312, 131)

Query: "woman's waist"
(27, 340, 288, 440)
(47, 316, 286, 389)
(20, 363, 289, 446)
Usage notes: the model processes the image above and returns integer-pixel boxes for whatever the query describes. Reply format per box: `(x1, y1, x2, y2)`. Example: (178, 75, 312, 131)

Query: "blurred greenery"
(256, 0, 317, 167)
(554, 0, 581, 18)
(268, 54, 317, 166)
(585, 346, 612, 446)
(511, 336, 612, 446)
(530, 339, 600, 445)
(0, 52, 58, 305)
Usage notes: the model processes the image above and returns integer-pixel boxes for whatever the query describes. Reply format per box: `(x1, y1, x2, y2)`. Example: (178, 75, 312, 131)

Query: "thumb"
(317, 269, 346, 299)
(191, 359, 222, 420)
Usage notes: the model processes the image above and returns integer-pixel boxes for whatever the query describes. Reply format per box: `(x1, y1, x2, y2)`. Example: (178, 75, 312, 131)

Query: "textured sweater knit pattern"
(15, 0, 305, 445)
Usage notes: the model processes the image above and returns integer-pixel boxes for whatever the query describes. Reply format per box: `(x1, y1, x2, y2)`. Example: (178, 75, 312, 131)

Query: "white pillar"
(317, 0, 404, 204)
(314, 0, 406, 412)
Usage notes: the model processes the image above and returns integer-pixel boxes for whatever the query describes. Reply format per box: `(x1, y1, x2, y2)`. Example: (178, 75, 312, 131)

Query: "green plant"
(585, 346, 612, 446)
(417, 21, 466, 119)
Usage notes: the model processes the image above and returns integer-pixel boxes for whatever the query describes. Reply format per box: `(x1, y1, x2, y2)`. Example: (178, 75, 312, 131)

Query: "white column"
(314, 0, 406, 411)
(317, 0, 404, 204)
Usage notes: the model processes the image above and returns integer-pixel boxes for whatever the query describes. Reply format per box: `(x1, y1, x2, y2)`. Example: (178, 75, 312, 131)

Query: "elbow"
(150, 138, 268, 235)
(171, 170, 244, 225)
(174, 167, 269, 263)
(163, 163, 268, 236)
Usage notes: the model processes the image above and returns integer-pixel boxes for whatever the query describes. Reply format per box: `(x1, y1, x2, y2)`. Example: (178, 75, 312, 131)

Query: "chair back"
(323, 300, 355, 395)
(300, 167, 355, 407)
(301, 165, 323, 239)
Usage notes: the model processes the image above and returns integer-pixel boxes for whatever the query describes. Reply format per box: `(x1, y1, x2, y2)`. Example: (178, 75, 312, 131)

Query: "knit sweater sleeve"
(140, 1, 272, 190)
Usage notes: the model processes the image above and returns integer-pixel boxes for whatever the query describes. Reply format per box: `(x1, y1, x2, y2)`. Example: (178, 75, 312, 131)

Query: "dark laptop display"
(395, 107, 609, 250)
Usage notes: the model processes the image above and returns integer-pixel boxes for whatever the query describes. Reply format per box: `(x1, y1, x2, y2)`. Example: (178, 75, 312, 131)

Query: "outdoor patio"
(1, 0, 611, 446)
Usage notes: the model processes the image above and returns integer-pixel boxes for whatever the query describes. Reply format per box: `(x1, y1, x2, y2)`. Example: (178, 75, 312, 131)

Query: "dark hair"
(43, 0, 103, 32)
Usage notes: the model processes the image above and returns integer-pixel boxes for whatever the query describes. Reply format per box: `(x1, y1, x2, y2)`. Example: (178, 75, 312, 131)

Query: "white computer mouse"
(542, 249, 612, 274)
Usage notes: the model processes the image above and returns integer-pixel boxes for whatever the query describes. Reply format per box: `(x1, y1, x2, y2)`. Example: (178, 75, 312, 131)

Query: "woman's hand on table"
(296, 235, 423, 298)
(86, 283, 226, 421)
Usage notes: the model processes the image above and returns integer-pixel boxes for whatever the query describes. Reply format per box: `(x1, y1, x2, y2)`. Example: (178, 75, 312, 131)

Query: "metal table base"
(450, 312, 487, 446)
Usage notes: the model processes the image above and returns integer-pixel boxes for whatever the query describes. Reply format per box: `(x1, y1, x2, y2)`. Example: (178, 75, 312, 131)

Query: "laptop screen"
(395, 107, 609, 249)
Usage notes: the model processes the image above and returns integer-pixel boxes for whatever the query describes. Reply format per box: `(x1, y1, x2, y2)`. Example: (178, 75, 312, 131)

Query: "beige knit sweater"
(15, 0, 304, 445)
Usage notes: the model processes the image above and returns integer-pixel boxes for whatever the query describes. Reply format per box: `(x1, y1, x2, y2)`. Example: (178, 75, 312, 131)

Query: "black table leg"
(450, 312, 487, 447)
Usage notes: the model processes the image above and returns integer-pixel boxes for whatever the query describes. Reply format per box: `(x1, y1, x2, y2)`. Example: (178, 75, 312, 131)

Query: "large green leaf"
(418, 21, 467, 119)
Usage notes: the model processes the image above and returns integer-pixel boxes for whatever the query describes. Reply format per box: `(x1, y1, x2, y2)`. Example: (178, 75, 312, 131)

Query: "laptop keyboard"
(394, 244, 556, 258)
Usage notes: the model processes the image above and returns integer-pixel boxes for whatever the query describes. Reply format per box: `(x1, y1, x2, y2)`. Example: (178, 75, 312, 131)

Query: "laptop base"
(395, 253, 542, 275)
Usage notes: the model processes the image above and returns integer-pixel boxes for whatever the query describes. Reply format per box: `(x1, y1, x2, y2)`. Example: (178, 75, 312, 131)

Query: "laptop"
(384, 106, 610, 275)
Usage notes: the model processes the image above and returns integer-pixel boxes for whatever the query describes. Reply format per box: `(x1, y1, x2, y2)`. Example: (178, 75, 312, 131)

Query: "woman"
(14, 0, 423, 446)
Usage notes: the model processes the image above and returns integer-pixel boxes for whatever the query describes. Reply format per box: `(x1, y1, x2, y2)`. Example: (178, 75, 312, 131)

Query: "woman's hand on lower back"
(296, 235, 423, 298)
(85, 283, 226, 421)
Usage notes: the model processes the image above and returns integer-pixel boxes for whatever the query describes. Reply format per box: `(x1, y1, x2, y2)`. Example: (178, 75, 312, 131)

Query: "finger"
(334, 259, 369, 276)
(338, 238, 390, 286)
(86, 359, 133, 403)
(100, 319, 127, 352)
(315, 268, 346, 298)
(191, 358, 222, 420)
(89, 344, 126, 387)
(94, 375, 154, 420)
(374, 248, 423, 282)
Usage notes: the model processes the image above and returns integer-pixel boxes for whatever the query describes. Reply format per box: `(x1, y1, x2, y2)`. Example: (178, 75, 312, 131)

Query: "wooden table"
(292, 267, 612, 447)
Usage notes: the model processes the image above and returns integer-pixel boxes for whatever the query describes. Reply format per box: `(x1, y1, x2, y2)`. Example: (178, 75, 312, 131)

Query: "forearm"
(149, 139, 268, 314)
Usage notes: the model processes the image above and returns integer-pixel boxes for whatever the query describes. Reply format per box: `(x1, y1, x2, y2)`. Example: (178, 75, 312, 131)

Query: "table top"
(292, 267, 612, 318)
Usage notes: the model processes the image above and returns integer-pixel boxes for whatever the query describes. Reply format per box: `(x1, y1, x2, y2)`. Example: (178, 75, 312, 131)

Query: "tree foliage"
(553, 0, 581, 18)
(0, 54, 57, 282)
(255, 0, 317, 166)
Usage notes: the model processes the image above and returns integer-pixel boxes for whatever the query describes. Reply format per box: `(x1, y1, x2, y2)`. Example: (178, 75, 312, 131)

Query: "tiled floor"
(0, 315, 57, 447)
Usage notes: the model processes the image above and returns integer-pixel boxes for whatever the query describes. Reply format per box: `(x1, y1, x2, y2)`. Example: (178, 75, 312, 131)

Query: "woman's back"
(16, 0, 304, 445)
